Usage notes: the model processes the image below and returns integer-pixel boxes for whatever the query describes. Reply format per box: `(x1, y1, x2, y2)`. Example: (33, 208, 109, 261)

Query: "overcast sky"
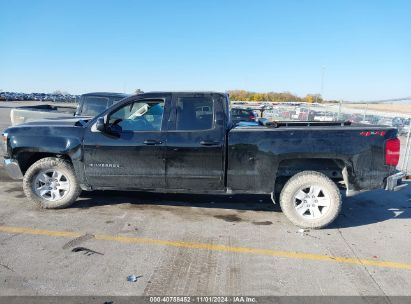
(0, 0, 410, 101)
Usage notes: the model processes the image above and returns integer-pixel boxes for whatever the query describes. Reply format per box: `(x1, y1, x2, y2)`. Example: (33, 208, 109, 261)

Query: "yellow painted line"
(1, 225, 410, 270)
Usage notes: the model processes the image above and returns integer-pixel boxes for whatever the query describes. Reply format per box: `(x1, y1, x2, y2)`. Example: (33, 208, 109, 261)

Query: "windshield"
(77, 96, 125, 117)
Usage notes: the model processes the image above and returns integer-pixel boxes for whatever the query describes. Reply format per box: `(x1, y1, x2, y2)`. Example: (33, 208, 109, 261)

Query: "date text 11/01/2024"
(149, 296, 256, 303)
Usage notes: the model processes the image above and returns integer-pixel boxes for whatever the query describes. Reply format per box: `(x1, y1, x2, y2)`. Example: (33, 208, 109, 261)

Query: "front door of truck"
(83, 96, 171, 189)
(165, 93, 225, 191)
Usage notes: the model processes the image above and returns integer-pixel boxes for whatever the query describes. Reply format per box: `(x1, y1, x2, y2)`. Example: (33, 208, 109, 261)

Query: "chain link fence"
(232, 101, 411, 174)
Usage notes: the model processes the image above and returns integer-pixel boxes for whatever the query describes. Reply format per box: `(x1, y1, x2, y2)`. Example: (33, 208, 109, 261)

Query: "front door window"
(109, 100, 165, 131)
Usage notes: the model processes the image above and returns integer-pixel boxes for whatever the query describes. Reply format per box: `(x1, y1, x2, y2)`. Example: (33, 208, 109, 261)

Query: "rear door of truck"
(165, 93, 226, 191)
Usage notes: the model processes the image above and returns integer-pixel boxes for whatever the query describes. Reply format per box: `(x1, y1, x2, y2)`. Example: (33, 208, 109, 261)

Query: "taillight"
(385, 138, 400, 166)
(249, 116, 256, 120)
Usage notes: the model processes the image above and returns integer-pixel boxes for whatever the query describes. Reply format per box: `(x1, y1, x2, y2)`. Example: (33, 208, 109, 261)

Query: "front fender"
(9, 135, 82, 160)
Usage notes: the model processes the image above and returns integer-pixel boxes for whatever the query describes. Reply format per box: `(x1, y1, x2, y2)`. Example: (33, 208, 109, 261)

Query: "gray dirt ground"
(0, 101, 410, 296)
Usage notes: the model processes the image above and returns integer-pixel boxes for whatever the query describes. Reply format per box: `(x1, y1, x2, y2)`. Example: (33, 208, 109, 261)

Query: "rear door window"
(176, 97, 214, 130)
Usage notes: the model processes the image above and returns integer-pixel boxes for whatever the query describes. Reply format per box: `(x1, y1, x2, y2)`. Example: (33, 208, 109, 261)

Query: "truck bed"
(235, 120, 392, 129)
(228, 122, 398, 193)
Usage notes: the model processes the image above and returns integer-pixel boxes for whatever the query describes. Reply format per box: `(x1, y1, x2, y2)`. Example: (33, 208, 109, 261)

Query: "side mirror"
(96, 117, 106, 132)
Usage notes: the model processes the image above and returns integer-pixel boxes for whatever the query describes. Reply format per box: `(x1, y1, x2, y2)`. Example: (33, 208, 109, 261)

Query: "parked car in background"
(262, 108, 280, 120)
(350, 114, 363, 123)
(10, 92, 128, 125)
(378, 118, 394, 127)
(231, 108, 257, 124)
(313, 112, 335, 122)
(75, 92, 129, 117)
(291, 107, 308, 120)
(399, 124, 410, 136)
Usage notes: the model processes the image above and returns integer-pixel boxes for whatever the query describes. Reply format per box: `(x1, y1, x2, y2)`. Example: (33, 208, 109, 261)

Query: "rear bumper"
(385, 171, 407, 191)
(3, 158, 23, 180)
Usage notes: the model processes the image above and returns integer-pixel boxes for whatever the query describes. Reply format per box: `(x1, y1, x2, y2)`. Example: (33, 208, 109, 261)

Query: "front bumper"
(385, 171, 407, 191)
(3, 158, 23, 180)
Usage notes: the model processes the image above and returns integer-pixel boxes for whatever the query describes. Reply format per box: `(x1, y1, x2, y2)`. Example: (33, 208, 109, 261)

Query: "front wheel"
(279, 171, 342, 229)
(23, 157, 81, 209)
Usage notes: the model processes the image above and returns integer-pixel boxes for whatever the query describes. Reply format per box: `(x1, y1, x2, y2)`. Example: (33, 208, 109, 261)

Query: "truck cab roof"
(127, 91, 228, 98)
(81, 92, 130, 98)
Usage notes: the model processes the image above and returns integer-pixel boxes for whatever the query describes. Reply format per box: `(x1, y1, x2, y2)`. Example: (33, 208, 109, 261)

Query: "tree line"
(227, 90, 324, 103)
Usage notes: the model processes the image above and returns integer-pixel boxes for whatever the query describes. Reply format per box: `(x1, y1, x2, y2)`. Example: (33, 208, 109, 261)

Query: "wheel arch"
(274, 157, 347, 196)
(16, 151, 73, 175)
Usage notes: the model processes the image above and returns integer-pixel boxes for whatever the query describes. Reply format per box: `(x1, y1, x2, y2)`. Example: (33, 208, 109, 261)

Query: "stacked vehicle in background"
(0, 91, 78, 102)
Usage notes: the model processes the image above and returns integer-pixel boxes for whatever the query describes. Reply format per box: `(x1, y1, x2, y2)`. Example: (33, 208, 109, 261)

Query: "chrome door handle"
(200, 140, 220, 146)
(143, 139, 162, 145)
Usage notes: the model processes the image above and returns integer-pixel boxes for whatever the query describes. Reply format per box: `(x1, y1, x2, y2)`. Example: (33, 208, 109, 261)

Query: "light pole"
(363, 103, 369, 121)
(320, 66, 326, 101)
(311, 66, 326, 119)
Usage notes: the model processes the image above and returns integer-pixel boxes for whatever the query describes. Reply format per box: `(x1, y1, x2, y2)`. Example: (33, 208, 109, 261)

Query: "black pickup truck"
(1, 92, 406, 228)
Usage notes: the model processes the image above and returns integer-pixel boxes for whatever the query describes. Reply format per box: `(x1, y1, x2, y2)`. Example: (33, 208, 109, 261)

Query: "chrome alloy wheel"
(33, 169, 70, 201)
(293, 185, 331, 220)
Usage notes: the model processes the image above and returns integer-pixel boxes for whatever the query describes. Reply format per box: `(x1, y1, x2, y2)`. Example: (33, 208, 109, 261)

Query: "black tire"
(279, 171, 342, 229)
(23, 157, 81, 209)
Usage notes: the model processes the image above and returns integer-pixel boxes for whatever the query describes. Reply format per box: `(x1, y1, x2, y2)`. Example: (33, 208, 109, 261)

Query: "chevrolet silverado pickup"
(1, 92, 406, 228)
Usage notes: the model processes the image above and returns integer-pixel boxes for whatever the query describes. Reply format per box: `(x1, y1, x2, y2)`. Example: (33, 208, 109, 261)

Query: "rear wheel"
(279, 171, 342, 229)
(23, 157, 81, 209)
